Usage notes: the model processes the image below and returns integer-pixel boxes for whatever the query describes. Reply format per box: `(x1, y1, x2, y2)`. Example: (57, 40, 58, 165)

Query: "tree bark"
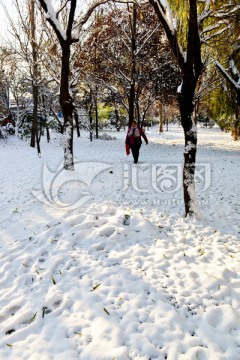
(30, 0, 40, 154)
(128, 3, 137, 126)
(114, 102, 120, 128)
(46, 122, 50, 143)
(60, 44, 74, 170)
(30, 83, 39, 149)
(159, 102, 163, 132)
(89, 91, 93, 142)
(179, 80, 197, 216)
(95, 97, 99, 139)
(74, 107, 80, 137)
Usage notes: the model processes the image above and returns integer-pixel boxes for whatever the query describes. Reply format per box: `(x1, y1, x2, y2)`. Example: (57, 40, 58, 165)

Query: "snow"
(215, 61, 240, 90)
(42, 0, 67, 41)
(177, 82, 182, 94)
(0, 125, 240, 359)
(154, 0, 175, 33)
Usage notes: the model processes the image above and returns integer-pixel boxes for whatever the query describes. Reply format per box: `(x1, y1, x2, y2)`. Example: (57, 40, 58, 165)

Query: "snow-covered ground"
(0, 125, 240, 360)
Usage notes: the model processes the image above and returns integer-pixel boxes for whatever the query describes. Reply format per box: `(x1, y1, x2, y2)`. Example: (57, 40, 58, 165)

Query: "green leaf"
(29, 311, 37, 323)
(42, 307, 47, 318)
(74, 331, 82, 336)
(103, 307, 110, 315)
(6, 344, 13, 347)
(52, 275, 56, 285)
(91, 283, 101, 292)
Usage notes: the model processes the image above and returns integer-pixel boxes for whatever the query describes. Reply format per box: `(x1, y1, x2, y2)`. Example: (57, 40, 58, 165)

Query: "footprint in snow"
(39, 250, 49, 263)
(25, 275, 36, 286)
(98, 226, 115, 237)
(41, 250, 49, 257)
(205, 307, 223, 328)
(50, 232, 62, 244)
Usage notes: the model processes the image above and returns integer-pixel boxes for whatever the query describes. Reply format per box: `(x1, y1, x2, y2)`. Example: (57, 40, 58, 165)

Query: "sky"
(0, 2, 17, 45)
(0, 0, 92, 46)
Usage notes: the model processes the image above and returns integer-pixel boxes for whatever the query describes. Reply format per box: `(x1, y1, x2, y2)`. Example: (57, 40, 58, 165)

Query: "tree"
(149, 0, 240, 216)
(2, 0, 46, 155)
(0, 49, 33, 133)
(78, 3, 180, 129)
(215, 46, 240, 140)
(0, 47, 14, 115)
(38, 0, 109, 170)
(29, 0, 41, 153)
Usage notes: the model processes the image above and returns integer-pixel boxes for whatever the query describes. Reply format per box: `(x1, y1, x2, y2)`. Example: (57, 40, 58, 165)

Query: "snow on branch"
(149, 0, 185, 72)
(136, 24, 161, 56)
(152, 0, 174, 32)
(38, 0, 67, 42)
(198, 2, 240, 43)
(201, 25, 229, 43)
(56, 0, 71, 19)
(198, 0, 211, 23)
(230, 59, 240, 82)
(78, 0, 109, 27)
(74, 0, 137, 40)
(215, 61, 240, 90)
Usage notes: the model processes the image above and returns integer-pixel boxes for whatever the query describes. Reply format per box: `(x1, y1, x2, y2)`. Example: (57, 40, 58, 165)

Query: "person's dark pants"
(131, 143, 141, 163)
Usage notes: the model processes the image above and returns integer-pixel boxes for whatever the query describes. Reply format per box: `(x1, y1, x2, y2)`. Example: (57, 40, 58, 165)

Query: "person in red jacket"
(125, 120, 148, 163)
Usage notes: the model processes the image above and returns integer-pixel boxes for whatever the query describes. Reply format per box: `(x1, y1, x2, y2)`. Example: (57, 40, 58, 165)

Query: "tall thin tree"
(149, 0, 239, 216)
(38, 0, 109, 170)
(30, 0, 41, 155)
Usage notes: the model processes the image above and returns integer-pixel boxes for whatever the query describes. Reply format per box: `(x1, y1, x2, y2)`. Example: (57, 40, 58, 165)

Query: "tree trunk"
(95, 98, 99, 139)
(194, 99, 199, 125)
(41, 93, 50, 143)
(179, 81, 197, 216)
(234, 91, 240, 141)
(114, 102, 120, 128)
(46, 122, 50, 143)
(60, 45, 74, 170)
(50, 107, 64, 134)
(30, 84, 39, 148)
(129, 81, 135, 126)
(36, 127, 41, 155)
(15, 106, 19, 137)
(29, 0, 40, 154)
(233, 112, 239, 141)
(128, 3, 137, 127)
(89, 95, 93, 142)
(159, 102, 163, 132)
(74, 107, 80, 137)
(136, 98, 141, 125)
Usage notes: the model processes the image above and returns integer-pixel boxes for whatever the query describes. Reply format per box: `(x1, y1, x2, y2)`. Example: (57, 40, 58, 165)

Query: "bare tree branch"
(149, 0, 185, 73)
(215, 61, 240, 90)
